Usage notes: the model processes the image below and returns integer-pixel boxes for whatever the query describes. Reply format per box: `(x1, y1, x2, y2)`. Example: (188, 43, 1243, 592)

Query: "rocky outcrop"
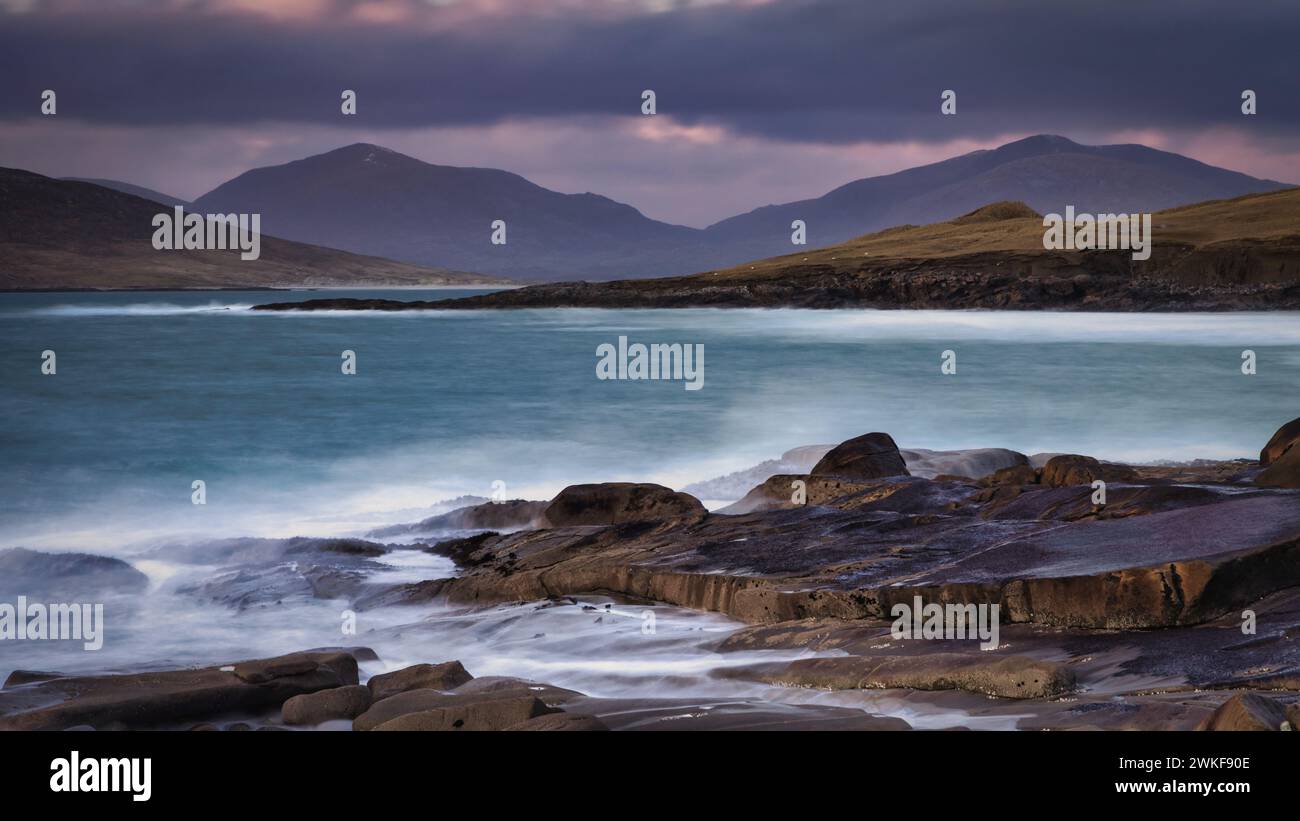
(1256, 444, 1300, 489)
(1261, 417, 1300, 465)
(368, 500, 548, 538)
(540, 483, 707, 527)
(282, 685, 372, 725)
(367, 661, 474, 701)
(717, 653, 1076, 699)
(1199, 693, 1292, 731)
(810, 432, 909, 480)
(371, 695, 555, 731)
(0, 650, 363, 731)
(371, 428, 1300, 634)
(1039, 454, 1138, 487)
(505, 712, 610, 731)
(0, 548, 149, 598)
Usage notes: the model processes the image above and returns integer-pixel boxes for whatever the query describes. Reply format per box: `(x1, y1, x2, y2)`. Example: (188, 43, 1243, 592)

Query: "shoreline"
(3, 422, 1298, 731)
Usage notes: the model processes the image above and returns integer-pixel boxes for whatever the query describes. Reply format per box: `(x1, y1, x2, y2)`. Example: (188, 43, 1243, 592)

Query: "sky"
(1, 0, 1297, 228)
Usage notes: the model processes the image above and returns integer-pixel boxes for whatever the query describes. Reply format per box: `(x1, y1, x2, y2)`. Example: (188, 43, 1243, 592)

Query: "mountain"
(193, 136, 1290, 282)
(262, 189, 1300, 312)
(62, 177, 190, 208)
(192, 143, 711, 282)
(704, 134, 1292, 257)
(0, 169, 511, 290)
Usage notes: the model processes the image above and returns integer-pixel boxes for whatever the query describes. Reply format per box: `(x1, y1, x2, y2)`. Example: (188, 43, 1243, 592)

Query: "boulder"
(810, 433, 909, 480)
(1260, 417, 1300, 465)
(370, 695, 556, 731)
(0, 650, 360, 731)
(450, 676, 584, 705)
(505, 712, 609, 731)
(1199, 693, 1291, 731)
(1255, 443, 1300, 489)
(367, 661, 473, 701)
(540, 483, 706, 527)
(1040, 454, 1137, 487)
(979, 464, 1039, 487)
(282, 685, 372, 725)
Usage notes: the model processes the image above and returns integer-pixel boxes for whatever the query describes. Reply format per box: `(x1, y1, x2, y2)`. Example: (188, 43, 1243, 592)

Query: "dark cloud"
(1, 0, 1297, 142)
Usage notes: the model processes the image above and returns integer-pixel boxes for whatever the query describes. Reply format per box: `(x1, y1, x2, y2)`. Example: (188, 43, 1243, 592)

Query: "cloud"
(1, 0, 1297, 142)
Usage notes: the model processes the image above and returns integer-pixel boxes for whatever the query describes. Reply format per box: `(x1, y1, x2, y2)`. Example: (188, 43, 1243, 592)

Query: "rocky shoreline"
(3, 418, 1298, 731)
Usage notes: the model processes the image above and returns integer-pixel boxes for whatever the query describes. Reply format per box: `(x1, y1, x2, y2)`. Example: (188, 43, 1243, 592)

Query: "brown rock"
(1256, 443, 1300, 489)
(282, 684, 372, 725)
(0, 650, 360, 731)
(367, 661, 473, 702)
(371, 695, 555, 731)
(541, 483, 706, 527)
(505, 712, 610, 731)
(1040, 454, 1138, 487)
(1200, 692, 1290, 731)
(718, 653, 1075, 700)
(450, 676, 584, 705)
(979, 464, 1039, 487)
(1260, 417, 1300, 465)
(810, 432, 909, 480)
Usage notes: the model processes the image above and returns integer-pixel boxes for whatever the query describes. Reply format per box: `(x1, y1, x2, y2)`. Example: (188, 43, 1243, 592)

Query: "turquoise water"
(2, 289, 1297, 550)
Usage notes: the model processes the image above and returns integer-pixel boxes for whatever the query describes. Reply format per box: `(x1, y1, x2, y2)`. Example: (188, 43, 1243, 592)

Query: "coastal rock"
(900, 447, 1028, 480)
(0, 548, 148, 598)
(3, 670, 63, 688)
(505, 713, 610, 731)
(281, 685, 372, 725)
(540, 483, 707, 527)
(367, 661, 473, 701)
(450, 676, 584, 705)
(368, 500, 548, 539)
(1260, 417, 1300, 465)
(1040, 454, 1138, 487)
(1256, 444, 1300, 489)
(979, 464, 1039, 487)
(1199, 693, 1291, 731)
(810, 432, 909, 480)
(717, 653, 1075, 700)
(370, 695, 557, 731)
(0, 650, 361, 731)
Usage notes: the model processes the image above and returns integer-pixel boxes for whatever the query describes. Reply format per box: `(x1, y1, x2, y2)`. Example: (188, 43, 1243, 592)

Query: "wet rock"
(681, 445, 834, 501)
(718, 653, 1075, 699)
(979, 464, 1039, 487)
(0, 548, 148, 598)
(369, 500, 548, 539)
(367, 661, 473, 701)
(540, 483, 707, 527)
(1200, 693, 1291, 731)
(810, 432, 909, 480)
(0, 650, 361, 731)
(1261, 417, 1300, 466)
(4, 670, 64, 688)
(1256, 444, 1300, 489)
(505, 713, 609, 731)
(450, 676, 584, 706)
(369, 695, 557, 731)
(1040, 454, 1138, 487)
(282, 685, 372, 725)
(901, 447, 1028, 480)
